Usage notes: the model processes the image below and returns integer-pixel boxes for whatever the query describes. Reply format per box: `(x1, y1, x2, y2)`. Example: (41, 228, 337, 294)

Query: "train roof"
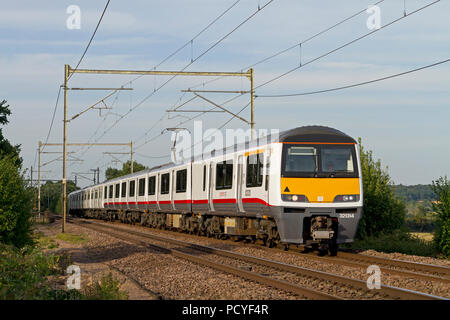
(74, 125, 356, 191)
(278, 126, 356, 143)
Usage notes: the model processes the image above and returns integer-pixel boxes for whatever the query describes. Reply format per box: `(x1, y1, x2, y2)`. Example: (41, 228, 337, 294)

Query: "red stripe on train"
(242, 198, 272, 206)
(192, 199, 208, 204)
(174, 200, 192, 204)
(213, 198, 237, 204)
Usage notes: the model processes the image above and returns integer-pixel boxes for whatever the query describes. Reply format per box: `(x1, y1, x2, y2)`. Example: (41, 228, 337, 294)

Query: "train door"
(171, 169, 175, 211)
(242, 150, 269, 214)
(236, 155, 244, 212)
(208, 162, 215, 211)
(156, 173, 160, 210)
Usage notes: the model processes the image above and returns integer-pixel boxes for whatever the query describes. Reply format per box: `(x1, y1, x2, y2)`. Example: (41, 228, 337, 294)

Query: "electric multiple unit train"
(68, 126, 363, 255)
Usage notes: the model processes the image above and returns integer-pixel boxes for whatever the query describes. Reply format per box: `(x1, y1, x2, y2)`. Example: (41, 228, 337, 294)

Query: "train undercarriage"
(72, 208, 339, 256)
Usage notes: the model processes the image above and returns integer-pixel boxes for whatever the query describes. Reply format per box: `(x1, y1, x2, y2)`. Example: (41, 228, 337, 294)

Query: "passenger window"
(129, 180, 135, 197)
(176, 169, 187, 193)
(108, 185, 113, 199)
(121, 182, 126, 198)
(216, 160, 233, 190)
(148, 176, 156, 195)
(115, 183, 120, 198)
(160, 173, 170, 194)
(138, 178, 145, 196)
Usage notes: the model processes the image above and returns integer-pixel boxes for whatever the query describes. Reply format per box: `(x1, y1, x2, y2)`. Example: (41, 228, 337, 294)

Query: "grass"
(410, 232, 434, 242)
(55, 233, 88, 244)
(0, 244, 128, 300)
(344, 230, 438, 257)
(33, 231, 59, 249)
(37, 236, 59, 249)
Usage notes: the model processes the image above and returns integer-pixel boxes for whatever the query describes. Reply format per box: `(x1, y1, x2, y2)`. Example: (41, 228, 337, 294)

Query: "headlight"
(333, 194, 360, 202)
(281, 194, 309, 202)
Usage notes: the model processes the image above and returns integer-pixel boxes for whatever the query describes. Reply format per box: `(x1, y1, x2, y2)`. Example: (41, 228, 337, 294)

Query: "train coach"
(69, 126, 363, 255)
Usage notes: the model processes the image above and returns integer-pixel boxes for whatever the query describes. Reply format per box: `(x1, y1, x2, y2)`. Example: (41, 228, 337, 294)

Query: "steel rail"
(72, 219, 338, 300)
(288, 250, 450, 285)
(71, 218, 445, 300)
(336, 251, 450, 278)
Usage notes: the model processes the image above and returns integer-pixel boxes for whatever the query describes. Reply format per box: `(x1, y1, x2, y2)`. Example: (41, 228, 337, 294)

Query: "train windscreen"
(282, 144, 358, 178)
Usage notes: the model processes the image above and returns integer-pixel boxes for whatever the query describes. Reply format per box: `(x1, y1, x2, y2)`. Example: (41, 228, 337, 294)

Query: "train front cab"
(270, 134, 363, 255)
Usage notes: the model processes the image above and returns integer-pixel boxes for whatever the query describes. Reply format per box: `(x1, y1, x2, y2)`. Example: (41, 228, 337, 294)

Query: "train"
(68, 126, 363, 256)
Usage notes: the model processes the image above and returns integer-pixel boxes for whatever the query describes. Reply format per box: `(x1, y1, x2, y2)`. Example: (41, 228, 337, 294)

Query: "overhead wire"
(77, 0, 254, 170)
(40, 85, 62, 154)
(176, 0, 441, 112)
(68, 0, 111, 80)
(133, 0, 442, 164)
(87, 0, 275, 148)
(186, 0, 386, 91)
(256, 58, 450, 97)
(80, 0, 441, 177)
(255, 0, 440, 90)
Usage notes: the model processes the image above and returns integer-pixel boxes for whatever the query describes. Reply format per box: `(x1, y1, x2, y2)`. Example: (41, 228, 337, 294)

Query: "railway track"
(104, 216, 450, 284)
(54, 214, 450, 287)
(70, 218, 337, 300)
(336, 251, 450, 278)
(68, 217, 446, 300)
(286, 249, 450, 284)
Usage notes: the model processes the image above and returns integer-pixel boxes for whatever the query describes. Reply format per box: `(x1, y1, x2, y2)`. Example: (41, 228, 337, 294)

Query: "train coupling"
(310, 216, 335, 240)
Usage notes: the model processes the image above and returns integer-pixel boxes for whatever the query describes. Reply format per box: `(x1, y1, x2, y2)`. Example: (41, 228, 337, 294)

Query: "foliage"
(0, 100, 21, 165)
(431, 176, 450, 258)
(392, 184, 436, 202)
(345, 229, 437, 257)
(0, 240, 127, 300)
(37, 180, 79, 213)
(0, 243, 63, 299)
(0, 155, 33, 247)
(357, 139, 406, 238)
(105, 160, 147, 180)
(404, 201, 437, 232)
(83, 273, 128, 300)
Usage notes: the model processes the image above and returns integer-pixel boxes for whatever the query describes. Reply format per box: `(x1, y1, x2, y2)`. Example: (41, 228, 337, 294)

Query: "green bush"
(357, 139, 406, 238)
(0, 155, 33, 247)
(83, 273, 128, 300)
(0, 243, 128, 300)
(431, 176, 450, 258)
(346, 229, 437, 257)
(0, 243, 62, 299)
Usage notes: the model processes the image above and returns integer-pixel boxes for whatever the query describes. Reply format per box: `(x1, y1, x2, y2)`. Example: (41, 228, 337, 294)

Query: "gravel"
(50, 220, 300, 300)
(358, 249, 450, 267)
(93, 220, 450, 299)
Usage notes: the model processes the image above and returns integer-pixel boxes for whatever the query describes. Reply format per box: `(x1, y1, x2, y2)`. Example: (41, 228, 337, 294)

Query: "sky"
(0, 0, 449, 187)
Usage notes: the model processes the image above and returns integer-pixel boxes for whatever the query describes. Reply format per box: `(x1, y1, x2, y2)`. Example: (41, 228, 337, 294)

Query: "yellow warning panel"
(280, 177, 360, 203)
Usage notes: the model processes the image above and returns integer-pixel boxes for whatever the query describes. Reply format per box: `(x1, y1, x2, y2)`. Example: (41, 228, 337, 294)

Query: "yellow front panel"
(280, 178, 360, 203)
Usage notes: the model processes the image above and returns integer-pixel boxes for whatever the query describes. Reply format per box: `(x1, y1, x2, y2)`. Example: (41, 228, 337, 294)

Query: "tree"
(0, 100, 21, 165)
(38, 181, 79, 213)
(431, 176, 450, 257)
(0, 155, 33, 247)
(357, 138, 406, 238)
(105, 161, 147, 180)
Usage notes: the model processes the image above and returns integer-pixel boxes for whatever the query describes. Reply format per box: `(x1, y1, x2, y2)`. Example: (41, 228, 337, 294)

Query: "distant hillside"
(392, 184, 436, 202)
